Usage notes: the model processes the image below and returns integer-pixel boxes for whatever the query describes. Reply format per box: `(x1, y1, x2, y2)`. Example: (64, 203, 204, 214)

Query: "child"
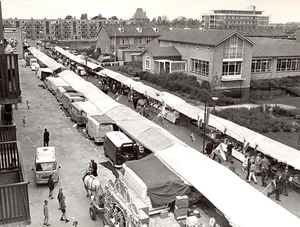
(22, 116, 26, 127)
(43, 200, 51, 226)
(26, 99, 30, 109)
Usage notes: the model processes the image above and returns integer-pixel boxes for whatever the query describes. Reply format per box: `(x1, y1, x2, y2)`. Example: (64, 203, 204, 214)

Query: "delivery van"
(61, 92, 85, 113)
(103, 131, 137, 168)
(56, 86, 76, 103)
(69, 101, 101, 126)
(51, 80, 70, 96)
(37, 68, 53, 81)
(31, 147, 60, 184)
(86, 115, 116, 144)
(29, 57, 37, 67)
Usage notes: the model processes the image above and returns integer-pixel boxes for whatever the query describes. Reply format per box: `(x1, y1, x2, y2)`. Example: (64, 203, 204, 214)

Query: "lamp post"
(202, 96, 218, 154)
(212, 97, 219, 112)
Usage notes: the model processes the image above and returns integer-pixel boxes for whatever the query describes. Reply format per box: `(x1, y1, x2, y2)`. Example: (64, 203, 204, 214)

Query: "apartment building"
(201, 8, 269, 30)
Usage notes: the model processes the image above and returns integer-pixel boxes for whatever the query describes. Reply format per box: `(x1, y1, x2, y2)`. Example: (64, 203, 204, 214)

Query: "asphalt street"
(9, 59, 300, 226)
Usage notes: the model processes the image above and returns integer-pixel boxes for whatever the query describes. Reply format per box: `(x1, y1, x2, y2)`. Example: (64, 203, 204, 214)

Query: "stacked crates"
(174, 195, 189, 220)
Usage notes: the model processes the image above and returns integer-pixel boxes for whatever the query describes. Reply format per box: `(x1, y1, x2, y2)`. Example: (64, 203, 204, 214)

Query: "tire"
(89, 207, 96, 221)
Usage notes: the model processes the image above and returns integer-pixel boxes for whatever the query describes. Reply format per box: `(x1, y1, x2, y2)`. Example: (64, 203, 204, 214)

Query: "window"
(171, 62, 186, 71)
(146, 37, 151, 43)
(277, 58, 300, 71)
(129, 38, 134, 45)
(223, 35, 244, 59)
(119, 38, 128, 45)
(251, 59, 272, 72)
(191, 58, 209, 76)
(222, 61, 242, 75)
(145, 59, 150, 70)
(138, 38, 146, 44)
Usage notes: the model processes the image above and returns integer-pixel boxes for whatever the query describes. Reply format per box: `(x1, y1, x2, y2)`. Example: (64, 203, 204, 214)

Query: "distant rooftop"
(130, 8, 149, 20)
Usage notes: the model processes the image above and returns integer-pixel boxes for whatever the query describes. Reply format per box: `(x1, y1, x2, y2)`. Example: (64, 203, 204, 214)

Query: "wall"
(97, 29, 111, 54)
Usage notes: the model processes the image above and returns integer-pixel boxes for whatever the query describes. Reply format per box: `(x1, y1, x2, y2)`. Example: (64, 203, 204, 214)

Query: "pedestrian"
(57, 188, 63, 210)
(43, 128, 50, 147)
(22, 116, 26, 127)
(242, 154, 249, 172)
(226, 141, 234, 163)
(268, 174, 283, 201)
(205, 141, 214, 156)
(91, 159, 98, 177)
(255, 153, 262, 174)
(43, 200, 51, 226)
(47, 174, 54, 200)
(261, 166, 267, 187)
(26, 99, 30, 109)
(72, 221, 78, 227)
(247, 160, 257, 184)
(59, 196, 70, 223)
(260, 155, 270, 180)
(281, 165, 291, 196)
(245, 156, 252, 180)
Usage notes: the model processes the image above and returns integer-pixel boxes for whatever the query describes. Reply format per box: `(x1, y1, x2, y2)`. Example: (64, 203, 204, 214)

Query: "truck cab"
(31, 147, 60, 184)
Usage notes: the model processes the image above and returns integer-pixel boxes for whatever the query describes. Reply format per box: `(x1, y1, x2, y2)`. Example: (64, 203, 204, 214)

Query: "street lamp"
(202, 96, 218, 154)
(212, 96, 219, 111)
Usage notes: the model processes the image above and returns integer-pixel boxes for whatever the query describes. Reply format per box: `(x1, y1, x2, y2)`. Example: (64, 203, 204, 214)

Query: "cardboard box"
(175, 195, 189, 208)
(160, 210, 168, 219)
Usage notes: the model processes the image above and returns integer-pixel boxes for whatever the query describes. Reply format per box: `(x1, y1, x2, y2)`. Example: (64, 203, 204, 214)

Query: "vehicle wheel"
(89, 207, 96, 221)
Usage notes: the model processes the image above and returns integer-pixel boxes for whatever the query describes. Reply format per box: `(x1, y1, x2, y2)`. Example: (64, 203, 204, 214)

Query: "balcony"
(0, 54, 22, 105)
(0, 125, 31, 225)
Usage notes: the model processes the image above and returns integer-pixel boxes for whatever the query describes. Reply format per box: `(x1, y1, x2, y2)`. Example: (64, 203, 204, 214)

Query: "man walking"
(44, 128, 50, 147)
(226, 141, 234, 163)
(43, 200, 51, 226)
(57, 188, 63, 210)
(268, 174, 283, 201)
(91, 159, 98, 177)
(47, 174, 54, 200)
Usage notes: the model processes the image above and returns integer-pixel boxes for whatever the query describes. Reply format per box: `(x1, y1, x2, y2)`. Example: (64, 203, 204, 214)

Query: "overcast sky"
(1, 0, 299, 23)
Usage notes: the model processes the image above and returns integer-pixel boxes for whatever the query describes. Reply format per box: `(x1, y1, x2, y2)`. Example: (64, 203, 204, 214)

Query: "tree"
(80, 13, 88, 19)
(110, 16, 118, 20)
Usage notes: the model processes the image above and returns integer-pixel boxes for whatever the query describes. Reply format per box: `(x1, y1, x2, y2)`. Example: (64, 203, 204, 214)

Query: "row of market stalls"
(49, 45, 300, 171)
(28, 47, 65, 73)
(99, 67, 300, 171)
(53, 69, 300, 227)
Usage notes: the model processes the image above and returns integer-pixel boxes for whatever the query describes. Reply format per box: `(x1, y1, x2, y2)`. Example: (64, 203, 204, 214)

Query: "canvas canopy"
(155, 143, 300, 227)
(133, 83, 161, 101)
(58, 70, 90, 90)
(71, 101, 102, 116)
(125, 154, 190, 208)
(28, 47, 65, 72)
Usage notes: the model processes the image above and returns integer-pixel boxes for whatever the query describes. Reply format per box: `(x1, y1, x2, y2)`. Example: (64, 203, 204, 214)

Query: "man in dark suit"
(43, 128, 50, 147)
(91, 159, 98, 177)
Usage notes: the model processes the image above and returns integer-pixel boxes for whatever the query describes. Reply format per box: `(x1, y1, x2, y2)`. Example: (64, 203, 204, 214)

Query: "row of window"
(145, 57, 300, 75)
(111, 37, 153, 45)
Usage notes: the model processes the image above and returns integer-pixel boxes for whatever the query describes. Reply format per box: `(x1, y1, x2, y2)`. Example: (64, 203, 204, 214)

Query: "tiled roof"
(130, 8, 149, 20)
(143, 39, 181, 58)
(250, 38, 300, 57)
(157, 29, 250, 46)
(238, 28, 288, 37)
(100, 24, 172, 37)
(148, 46, 181, 58)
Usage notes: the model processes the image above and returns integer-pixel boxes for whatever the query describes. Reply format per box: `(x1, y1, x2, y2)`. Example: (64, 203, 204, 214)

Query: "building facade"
(201, 9, 269, 30)
(141, 29, 300, 90)
(96, 24, 172, 60)
(142, 29, 254, 90)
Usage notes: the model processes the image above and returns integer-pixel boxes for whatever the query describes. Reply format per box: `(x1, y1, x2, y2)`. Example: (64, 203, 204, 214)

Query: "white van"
(86, 115, 115, 143)
(56, 86, 76, 103)
(61, 92, 85, 113)
(103, 131, 137, 168)
(29, 58, 37, 67)
(51, 80, 70, 96)
(37, 68, 53, 81)
(31, 62, 40, 71)
(31, 147, 60, 184)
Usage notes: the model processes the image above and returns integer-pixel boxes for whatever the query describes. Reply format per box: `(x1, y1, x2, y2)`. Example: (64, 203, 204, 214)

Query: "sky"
(1, 0, 300, 23)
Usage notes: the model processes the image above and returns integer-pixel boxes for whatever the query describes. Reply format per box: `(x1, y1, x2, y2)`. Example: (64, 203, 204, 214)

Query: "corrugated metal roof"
(157, 29, 244, 46)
